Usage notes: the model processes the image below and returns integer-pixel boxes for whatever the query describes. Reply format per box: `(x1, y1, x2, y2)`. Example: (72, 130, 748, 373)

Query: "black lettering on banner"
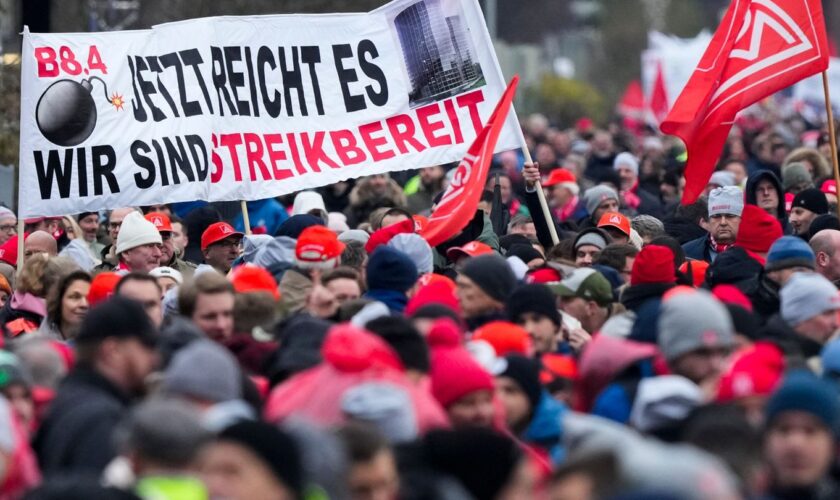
(223, 46, 250, 116)
(92, 146, 119, 195)
(128, 56, 148, 122)
(164, 136, 196, 183)
(134, 56, 166, 122)
(279, 46, 307, 116)
(301, 46, 324, 116)
(152, 139, 169, 186)
(180, 49, 214, 114)
(257, 46, 282, 118)
(186, 135, 209, 181)
(244, 47, 260, 118)
(77, 148, 88, 197)
(34, 149, 73, 199)
(211, 46, 237, 116)
(333, 44, 365, 113)
(146, 56, 179, 117)
(161, 52, 201, 117)
(358, 39, 388, 106)
(132, 140, 156, 189)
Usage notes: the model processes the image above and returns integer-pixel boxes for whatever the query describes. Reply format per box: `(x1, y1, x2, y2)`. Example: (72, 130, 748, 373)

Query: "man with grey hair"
(112, 399, 211, 496)
(507, 214, 536, 241)
(810, 229, 840, 286)
(631, 215, 665, 244)
(683, 186, 744, 263)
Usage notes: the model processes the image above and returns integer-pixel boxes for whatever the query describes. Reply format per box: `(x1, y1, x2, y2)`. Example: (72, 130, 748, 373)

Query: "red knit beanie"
(427, 318, 494, 408)
(630, 245, 675, 285)
(735, 205, 783, 255)
(405, 280, 461, 317)
(473, 321, 532, 357)
(717, 342, 784, 402)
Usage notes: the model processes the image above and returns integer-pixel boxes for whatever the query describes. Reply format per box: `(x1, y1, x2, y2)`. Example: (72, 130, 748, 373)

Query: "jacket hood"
(745, 170, 786, 221)
(576, 334, 659, 412)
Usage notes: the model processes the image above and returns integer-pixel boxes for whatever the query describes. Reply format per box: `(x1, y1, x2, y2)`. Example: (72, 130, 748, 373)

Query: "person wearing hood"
(456, 254, 517, 330)
(613, 152, 662, 218)
(494, 354, 566, 465)
(683, 186, 743, 263)
(363, 247, 418, 314)
(745, 170, 789, 233)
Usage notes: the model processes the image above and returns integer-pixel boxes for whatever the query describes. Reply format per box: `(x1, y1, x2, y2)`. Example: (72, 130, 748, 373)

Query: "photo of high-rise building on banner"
(393, 0, 486, 108)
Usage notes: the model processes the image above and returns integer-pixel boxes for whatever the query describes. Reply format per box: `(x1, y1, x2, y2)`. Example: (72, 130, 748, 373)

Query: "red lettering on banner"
(443, 99, 463, 144)
(456, 89, 485, 135)
(265, 134, 293, 180)
(34, 47, 60, 77)
(220, 134, 244, 182)
(301, 132, 340, 173)
(210, 134, 224, 183)
(359, 122, 396, 162)
(417, 103, 452, 148)
(244, 133, 271, 181)
(331, 130, 367, 165)
(386, 113, 426, 155)
(286, 133, 306, 175)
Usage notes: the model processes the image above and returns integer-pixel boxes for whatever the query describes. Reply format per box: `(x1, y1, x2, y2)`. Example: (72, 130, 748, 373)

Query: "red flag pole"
(520, 147, 560, 246)
(822, 71, 840, 221)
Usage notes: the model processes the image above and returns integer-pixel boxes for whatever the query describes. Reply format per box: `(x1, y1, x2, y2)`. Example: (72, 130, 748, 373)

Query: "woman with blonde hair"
(0, 256, 80, 337)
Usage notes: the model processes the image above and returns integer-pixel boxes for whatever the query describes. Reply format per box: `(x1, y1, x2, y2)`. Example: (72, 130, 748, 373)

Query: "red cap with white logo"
(201, 222, 243, 250)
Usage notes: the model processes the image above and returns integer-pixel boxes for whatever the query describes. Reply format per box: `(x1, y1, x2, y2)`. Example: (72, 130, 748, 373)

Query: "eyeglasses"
(213, 239, 242, 249)
(0, 225, 15, 233)
(108, 222, 122, 230)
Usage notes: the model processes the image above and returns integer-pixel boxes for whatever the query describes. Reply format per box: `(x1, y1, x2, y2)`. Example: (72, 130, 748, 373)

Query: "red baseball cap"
(542, 169, 577, 187)
(821, 179, 837, 196)
(144, 212, 172, 233)
(295, 226, 345, 269)
(88, 272, 121, 306)
(230, 264, 280, 300)
(201, 222, 244, 250)
(597, 212, 631, 237)
(0, 235, 21, 267)
(446, 241, 493, 261)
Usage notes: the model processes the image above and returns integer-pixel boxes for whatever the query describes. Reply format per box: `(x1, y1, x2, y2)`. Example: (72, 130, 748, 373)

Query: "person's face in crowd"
(171, 222, 188, 254)
(709, 213, 741, 244)
(325, 278, 361, 304)
(111, 337, 158, 395)
(660, 181, 679, 204)
(203, 237, 242, 273)
(78, 214, 99, 243)
(771, 142, 790, 166)
(159, 231, 175, 265)
(516, 312, 556, 355)
(495, 377, 532, 431)
(61, 279, 90, 331)
(192, 291, 235, 341)
(488, 175, 512, 204)
(620, 256, 635, 284)
(0, 214, 16, 246)
(24, 232, 57, 259)
(552, 132, 571, 157)
(367, 174, 390, 195)
(146, 204, 171, 216)
(789, 207, 817, 236)
(755, 180, 780, 214)
(380, 212, 409, 229)
(574, 245, 601, 267)
(725, 161, 748, 185)
(559, 296, 590, 325)
(456, 274, 502, 318)
(593, 199, 619, 222)
(510, 222, 537, 240)
(2, 384, 34, 433)
(793, 309, 838, 345)
(118, 279, 163, 328)
(0, 289, 8, 308)
(157, 276, 179, 294)
(602, 227, 629, 245)
(591, 132, 613, 158)
(550, 185, 574, 208)
(815, 235, 840, 284)
(826, 192, 838, 212)
(616, 165, 637, 191)
(419, 165, 444, 188)
(347, 448, 400, 500)
(670, 346, 731, 386)
(535, 143, 557, 168)
(765, 411, 835, 490)
(121, 243, 163, 273)
(202, 441, 297, 500)
(446, 389, 495, 429)
(728, 136, 748, 160)
(548, 471, 597, 500)
(108, 207, 135, 243)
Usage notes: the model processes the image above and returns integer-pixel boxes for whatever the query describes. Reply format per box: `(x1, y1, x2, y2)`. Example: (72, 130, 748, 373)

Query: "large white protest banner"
(18, 0, 520, 217)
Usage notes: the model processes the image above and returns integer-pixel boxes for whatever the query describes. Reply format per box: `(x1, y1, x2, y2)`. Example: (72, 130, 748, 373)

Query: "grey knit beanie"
(163, 340, 242, 403)
(657, 290, 734, 361)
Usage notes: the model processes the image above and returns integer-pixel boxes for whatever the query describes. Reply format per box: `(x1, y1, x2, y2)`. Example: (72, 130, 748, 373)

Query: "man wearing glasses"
(200, 222, 243, 274)
(144, 212, 196, 278)
(0, 207, 15, 246)
(114, 212, 163, 274)
(98, 207, 140, 269)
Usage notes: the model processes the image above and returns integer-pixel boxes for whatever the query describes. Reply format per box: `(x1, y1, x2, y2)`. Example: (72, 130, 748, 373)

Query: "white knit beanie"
(116, 211, 162, 255)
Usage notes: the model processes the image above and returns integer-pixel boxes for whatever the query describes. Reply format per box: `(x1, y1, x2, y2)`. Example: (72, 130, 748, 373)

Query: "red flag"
(617, 80, 646, 133)
(649, 61, 670, 125)
(660, 0, 829, 204)
(420, 76, 519, 247)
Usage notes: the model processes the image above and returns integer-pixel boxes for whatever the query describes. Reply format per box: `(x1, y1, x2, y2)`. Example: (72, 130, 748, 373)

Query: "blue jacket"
(682, 233, 714, 263)
(233, 199, 289, 235)
(522, 392, 566, 465)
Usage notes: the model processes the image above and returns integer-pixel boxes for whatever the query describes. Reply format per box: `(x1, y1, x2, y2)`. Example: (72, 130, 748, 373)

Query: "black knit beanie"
(506, 284, 561, 326)
(458, 254, 517, 303)
(219, 421, 304, 497)
(497, 354, 543, 411)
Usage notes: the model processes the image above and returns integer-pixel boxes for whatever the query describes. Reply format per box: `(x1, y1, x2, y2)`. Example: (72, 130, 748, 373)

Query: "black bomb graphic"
(35, 77, 124, 147)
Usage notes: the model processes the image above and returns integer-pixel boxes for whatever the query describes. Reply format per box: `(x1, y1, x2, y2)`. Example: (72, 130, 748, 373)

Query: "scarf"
(710, 235, 733, 254)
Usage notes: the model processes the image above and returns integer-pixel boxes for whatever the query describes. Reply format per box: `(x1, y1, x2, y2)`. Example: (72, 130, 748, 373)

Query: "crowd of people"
(0, 111, 839, 499)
